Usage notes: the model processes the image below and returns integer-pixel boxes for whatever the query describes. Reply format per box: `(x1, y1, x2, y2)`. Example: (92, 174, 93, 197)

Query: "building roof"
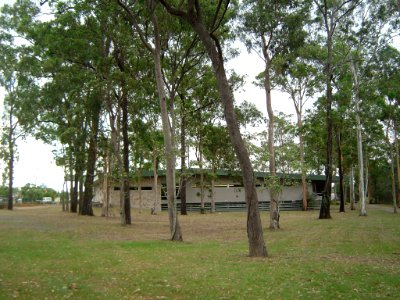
(138, 169, 335, 182)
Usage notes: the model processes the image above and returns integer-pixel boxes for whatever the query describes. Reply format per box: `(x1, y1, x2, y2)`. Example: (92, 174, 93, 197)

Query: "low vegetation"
(0, 206, 399, 299)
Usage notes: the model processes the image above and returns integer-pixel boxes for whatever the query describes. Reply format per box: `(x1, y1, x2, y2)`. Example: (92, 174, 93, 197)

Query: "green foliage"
(202, 124, 236, 171)
(0, 185, 10, 198)
(20, 183, 58, 202)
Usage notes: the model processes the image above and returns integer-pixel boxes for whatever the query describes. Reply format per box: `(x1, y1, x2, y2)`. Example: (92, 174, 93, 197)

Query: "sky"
(0, 0, 301, 192)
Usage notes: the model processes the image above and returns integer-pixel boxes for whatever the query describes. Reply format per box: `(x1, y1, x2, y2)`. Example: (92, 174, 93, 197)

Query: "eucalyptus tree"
(160, 18, 211, 216)
(158, 0, 267, 257)
(202, 124, 236, 212)
(302, 102, 326, 176)
(273, 47, 322, 209)
(168, 45, 206, 216)
(29, 0, 115, 216)
(7, 0, 123, 216)
(0, 42, 19, 211)
(116, 0, 185, 240)
(340, 0, 398, 216)
(273, 113, 299, 175)
(376, 45, 400, 211)
(384, 108, 398, 213)
(240, 0, 310, 228)
(0, 0, 42, 210)
(312, 0, 361, 219)
(331, 64, 355, 212)
(185, 65, 224, 214)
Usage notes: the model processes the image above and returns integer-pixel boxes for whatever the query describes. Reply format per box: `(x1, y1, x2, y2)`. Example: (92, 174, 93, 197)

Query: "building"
(93, 169, 330, 212)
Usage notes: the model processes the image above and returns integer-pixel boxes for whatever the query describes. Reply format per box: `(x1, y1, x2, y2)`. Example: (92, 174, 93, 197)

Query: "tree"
(313, 0, 361, 219)
(158, 0, 267, 257)
(202, 124, 236, 212)
(240, 0, 311, 227)
(0, 1, 39, 210)
(274, 50, 321, 209)
(377, 45, 400, 212)
(117, 0, 183, 240)
(0, 68, 18, 211)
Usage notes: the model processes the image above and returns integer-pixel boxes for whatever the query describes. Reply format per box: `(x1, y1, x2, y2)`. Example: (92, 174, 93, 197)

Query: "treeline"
(0, 184, 59, 203)
(0, 0, 399, 257)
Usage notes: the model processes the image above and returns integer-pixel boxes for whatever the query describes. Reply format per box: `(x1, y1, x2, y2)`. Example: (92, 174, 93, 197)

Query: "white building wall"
(184, 177, 313, 204)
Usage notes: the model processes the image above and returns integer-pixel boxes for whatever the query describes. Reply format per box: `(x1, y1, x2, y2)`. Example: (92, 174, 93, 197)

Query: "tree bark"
(386, 120, 398, 213)
(62, 171, 67, 212)
(389, 134, 398, 213)
(319, 29, 333, 219)
(199, 144, 205, 214)
(81, 139, 96, 216)
(138, 174, 143, 214)
(394, 122, 400, 208)
(152, 153, 159, 214)
(298, 119, 307, 211)
(158, 1, 267, 256)
(261, 36, 279, 229)
(292, 90, 307, 210)
(211, 175, 216, 213)
(70, 167, 78, 213)
(121, 90, 131, 224)
(350, 167, 355, 210)
(101, 154, 111, 217)
(180, 110, 187, 215)
(81, 97, 101, 216)
(350, 60, 366, 216)
(337, 129, 345, 212)
(152, 10, 182, 241)
(7, 100, 14, 210)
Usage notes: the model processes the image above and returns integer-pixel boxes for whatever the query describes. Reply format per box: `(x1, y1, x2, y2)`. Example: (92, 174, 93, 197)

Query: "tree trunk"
(153, 11, 182, 241)
(387, 123, 398, 213)
(319, 30, 333, 219)
(7, 103, 14, 210)
(81, 140, 96, 216)
(293, 93, 307, 210)
(81, 97, 101, 216)
(7, 136, 14, 210)
(101, 155, 111, 217)
(364, 147, 369, 203)
(138, 175, 143, 214)
(78, 176, 84, 213)
(356, 113, 366, 216)
(180, 101, 187, 215)
(199, 146, 205, 214)
(211, 176, 216, 213)
(350, 167, 355, 210)
(394, 122, 400, 208)
(350, 60, 366, 216)
(121, 83, 131, 225)
(261, 38, 279, 229)
(189, 11, 266, 256)
(389, 139, 398, 213)
(158, 1, 267, 256)
(152, 153, 159, 214)
(62, 173, 67, 212)
(71, 170, 79, 213)
(299, 125, 307, 211)
(337, 130, 345, 212)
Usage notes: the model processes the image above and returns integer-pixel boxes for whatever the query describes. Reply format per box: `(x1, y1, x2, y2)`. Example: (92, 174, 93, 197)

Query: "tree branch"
(116, 0, 155, 54)
(157, 0, 188, 19)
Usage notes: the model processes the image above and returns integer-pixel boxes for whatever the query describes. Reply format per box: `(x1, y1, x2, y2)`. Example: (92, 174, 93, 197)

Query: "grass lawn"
(0, 204, 399, 299)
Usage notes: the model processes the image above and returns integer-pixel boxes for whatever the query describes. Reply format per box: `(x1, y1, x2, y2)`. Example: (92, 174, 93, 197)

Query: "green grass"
(0, 205, 399, 299)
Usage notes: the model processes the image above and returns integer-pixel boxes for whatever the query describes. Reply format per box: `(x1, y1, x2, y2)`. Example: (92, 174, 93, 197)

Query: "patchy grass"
(0, 205, 399, 299)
